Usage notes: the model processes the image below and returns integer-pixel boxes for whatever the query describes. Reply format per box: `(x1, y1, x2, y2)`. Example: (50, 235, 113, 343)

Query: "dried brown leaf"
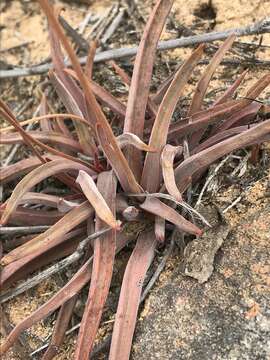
(76, 170, 121, 230)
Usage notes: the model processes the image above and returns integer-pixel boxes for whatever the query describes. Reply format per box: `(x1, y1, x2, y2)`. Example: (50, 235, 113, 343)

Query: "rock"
(181, 224, 229, 283)
(132, 203, 270, 360)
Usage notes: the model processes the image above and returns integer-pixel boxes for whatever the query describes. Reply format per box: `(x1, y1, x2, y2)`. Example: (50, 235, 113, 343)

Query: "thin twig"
(1, 18, 269, 79)
(59, 15, 90, 51)
(0, 226, 50, 235)
(222, 195, 242, 213)
(2, 103, 40, 167)
(195, 155, 231, 208)
(141, 235, 175, 302)
(0, 227, 110, 304)
(0, 41, 33, 53)
(78, 12, 93, 35)
(101, 8, 125, 45)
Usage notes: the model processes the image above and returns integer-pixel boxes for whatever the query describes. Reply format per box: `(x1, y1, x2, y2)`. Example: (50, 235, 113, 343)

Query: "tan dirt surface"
(0, 0, 269, 359)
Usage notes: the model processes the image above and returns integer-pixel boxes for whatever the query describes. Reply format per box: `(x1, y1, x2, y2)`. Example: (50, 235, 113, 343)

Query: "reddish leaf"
(0, 130, 82, 153)
(161, 144, 183, 202)
(74, 171, 117, 358)
(123, 0, 174, 179)
(140, 197, 202, 236)
(76, 170, 121, 230)
(188, 35, 236, 116)
(141, 44, 204, 193)
(174, 119, 270, 192)
(0, 230, 134, 354)
(1, 159, 94, 226)
(109, 230, 157, 359)
(213, 69, 248, 106)
(1, 202, 93, 266)
(38, 0, 139, 193)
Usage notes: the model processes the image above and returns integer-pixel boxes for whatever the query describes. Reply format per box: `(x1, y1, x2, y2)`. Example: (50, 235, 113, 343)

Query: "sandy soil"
(0, 0, 269, 359)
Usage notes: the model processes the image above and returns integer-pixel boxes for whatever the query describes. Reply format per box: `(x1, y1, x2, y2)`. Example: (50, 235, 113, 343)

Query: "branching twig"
(1, 18, 269, 79)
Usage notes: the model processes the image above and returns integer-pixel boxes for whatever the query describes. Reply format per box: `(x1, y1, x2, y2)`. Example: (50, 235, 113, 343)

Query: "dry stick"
(59, 15, 90, 51)
(101, 8, 125, 45)
(78, 12, 93, 34)
(0, 227, 110, 304)
(1, 18, 269, 79)
(2, 100, 37, 167)
(0, 41, 33, 53)
(0, 226, 50, 235)
(222, 196, 242, 213)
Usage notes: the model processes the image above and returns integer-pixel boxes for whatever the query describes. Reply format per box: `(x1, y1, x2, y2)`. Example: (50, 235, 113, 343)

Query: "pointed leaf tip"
(76, 170, 121, 230)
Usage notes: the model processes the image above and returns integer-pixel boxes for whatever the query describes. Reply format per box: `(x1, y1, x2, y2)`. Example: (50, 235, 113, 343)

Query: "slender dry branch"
(1, 18, 269, 79)
(0, 225, 50, 235)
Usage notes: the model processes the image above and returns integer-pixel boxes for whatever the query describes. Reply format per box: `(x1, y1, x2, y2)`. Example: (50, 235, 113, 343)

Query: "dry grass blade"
(161, 144, 183, 202)
(0, 157, 44, 184)
(39, 0, 140, 193)
(74, 171, 117, 359)
(140, 197, 202, 236)
(64, 68, 127, 120)
(76, 170, 121, 230)
(109, 230, 157, 360)
(0, 130, 82, 153)
(96, 123, 142, 193)
(42, 296, 77, 360)
(188, 35, 236, 116)
(123, 0, 174, 179)
(213, 69, 248, 106)
(214, 102, 261, 134)
(174, 119, 270, 192)
(1, 159, 94, 226)
(141, 44, 205, 192)
(1, 202, 93, 267)
(0, 231, 134, 354)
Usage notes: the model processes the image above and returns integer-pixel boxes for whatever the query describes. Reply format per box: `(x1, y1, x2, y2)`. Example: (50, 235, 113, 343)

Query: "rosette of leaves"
(0, 0, 269, 359)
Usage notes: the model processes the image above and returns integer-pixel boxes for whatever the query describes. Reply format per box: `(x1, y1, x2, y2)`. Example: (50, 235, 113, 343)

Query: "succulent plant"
(0, 0, 269, 359)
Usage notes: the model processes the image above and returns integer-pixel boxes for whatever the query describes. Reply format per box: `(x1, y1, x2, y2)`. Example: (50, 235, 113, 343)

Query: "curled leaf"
(76, 170, 121, 230)
(161, 144, 183, 202)
(1, 159, 94, 225)
(116, 132, 156, 152)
